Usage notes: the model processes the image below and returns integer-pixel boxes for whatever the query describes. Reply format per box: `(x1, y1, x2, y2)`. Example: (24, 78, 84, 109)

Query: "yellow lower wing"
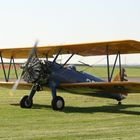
(0, 82, 32, 90)
(59, 82, 140, 94)
(1, 81, 140, 94)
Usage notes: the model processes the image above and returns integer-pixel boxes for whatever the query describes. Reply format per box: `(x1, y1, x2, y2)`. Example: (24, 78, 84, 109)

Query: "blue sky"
(0, 0, 140, 64)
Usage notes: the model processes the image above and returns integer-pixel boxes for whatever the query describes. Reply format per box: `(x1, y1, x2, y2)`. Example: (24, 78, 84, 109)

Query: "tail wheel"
(20, 95, 33, 108)
(118, 101, 122, 105)
(51, 96, 65, 111)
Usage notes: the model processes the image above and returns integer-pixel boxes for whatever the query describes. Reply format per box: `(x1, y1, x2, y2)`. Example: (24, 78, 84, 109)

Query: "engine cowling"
(22, 57, 42, 83)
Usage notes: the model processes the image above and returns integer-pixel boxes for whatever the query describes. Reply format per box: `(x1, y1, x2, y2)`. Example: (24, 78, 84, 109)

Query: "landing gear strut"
(50, 84, 65, 110)
(20, 84, 38, 108)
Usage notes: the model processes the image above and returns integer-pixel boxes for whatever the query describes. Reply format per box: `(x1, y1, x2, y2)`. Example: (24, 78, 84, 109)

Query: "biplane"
(0, 40, 140, 110)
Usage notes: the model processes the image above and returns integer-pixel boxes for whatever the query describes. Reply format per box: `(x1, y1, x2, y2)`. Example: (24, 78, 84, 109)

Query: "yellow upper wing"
(0, 40, 140, 58)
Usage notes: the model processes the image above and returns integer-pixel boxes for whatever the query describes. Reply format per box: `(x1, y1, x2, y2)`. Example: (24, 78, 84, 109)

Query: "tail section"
(113, 68, 128, 101)
(113, 68, 128, 82)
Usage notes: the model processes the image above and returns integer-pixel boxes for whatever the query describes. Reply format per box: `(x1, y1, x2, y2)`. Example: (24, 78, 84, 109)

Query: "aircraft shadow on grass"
(11, 103, 140, 115)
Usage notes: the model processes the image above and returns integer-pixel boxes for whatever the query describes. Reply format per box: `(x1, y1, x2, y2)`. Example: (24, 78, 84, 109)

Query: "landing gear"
(50, 83, 65, 111)
(20, 84, 38, 109)
(51, 96, 65, 111)
(20, 95, 33, 108)
(118, 101, 122, 105)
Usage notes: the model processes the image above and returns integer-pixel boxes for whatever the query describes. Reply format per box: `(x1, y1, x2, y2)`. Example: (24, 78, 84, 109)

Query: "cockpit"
(66, 65, 77, 71)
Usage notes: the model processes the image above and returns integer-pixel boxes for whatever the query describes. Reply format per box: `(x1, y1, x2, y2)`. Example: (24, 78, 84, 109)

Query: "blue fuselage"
(47, 62, 125, 101)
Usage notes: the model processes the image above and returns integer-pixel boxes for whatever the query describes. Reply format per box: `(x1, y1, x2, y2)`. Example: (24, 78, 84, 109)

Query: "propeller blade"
(22, 41, 38, 75)
(11, 41, 39, 92)
(12, 72, 22, 92)
(9, 71, 22, 96)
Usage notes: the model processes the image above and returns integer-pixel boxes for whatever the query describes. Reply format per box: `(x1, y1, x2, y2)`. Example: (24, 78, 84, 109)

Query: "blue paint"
(45, 62, 124, 101)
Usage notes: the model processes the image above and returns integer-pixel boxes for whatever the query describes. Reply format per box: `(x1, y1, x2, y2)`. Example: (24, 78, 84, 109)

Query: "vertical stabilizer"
(113, 68, 128, 82)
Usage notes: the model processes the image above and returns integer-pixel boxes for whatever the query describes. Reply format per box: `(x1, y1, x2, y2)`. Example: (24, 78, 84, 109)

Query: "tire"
(20, 95, 33, 108)
(51, 96, 65, 111)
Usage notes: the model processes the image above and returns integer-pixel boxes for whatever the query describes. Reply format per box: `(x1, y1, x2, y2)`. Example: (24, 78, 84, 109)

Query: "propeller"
(12, 41, 39, 92)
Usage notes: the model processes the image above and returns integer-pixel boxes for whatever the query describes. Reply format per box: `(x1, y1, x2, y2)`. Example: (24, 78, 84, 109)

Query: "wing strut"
(62, 54, 74, 67)
(0, 52, 7, 82)
(119, 53, 122, 81)
(109, 52, 119, 81)
(106, 46, 122, 82)
(0, 53, 18, 82)
(52, 49, 62, 64)
(106, 46, 110, 82)
(9, 56, 18, 80)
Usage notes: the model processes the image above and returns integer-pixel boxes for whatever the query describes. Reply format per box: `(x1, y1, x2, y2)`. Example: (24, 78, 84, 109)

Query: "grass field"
(0, 89, 140, 140)
(0, 66, 140, 140)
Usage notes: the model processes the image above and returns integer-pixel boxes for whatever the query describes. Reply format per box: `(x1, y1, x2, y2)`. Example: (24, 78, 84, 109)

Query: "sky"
(0, 0, 140, 65)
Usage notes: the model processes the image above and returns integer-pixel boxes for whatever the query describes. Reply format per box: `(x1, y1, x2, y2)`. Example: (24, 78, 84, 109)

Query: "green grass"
(0, 89, 140, 140)
(0, 66, 140, 139)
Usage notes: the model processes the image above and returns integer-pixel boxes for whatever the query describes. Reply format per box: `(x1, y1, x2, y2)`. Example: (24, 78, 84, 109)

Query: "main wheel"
(20, 95, 33, 108)
(51, 96, 65, 111)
